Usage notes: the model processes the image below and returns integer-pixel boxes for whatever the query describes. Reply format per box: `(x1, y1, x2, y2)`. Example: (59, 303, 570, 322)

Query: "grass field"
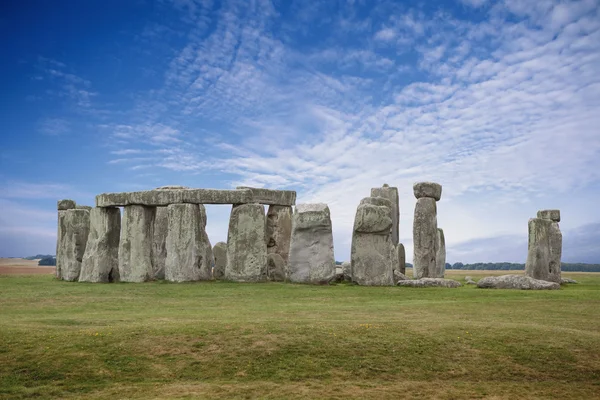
(1, 270, 599, 399)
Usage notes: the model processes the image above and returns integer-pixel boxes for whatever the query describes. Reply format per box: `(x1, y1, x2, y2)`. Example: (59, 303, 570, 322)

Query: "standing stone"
(79, 207, 121, 283)
(56, 208, 90, 281)
(288, 203, 335, 284)
(398, 243, 406, 275)
(371, 185, 400, 245)
(341, 261, 352, 282)
(165, 204, 213, 282)
(413, 197, 438, 279)
(152, 207, 168, 280)
(266, 205, 293, 264)
(351, 197, 395, 286)
(56, 200, 77, 279)
(530, 210, 562, 284)
(225, 204, 267, 282)
(212, 242, 227, 280)
(118, 205, 156, 282)
(525, 218, 553, 282)
(435, 228, 446, 278)
(267, 253, 286, 282)
(548, 221, 562, 284)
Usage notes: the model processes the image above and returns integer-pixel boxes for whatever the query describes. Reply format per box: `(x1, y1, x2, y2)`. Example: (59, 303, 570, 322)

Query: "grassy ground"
(1, 270, 599, 399)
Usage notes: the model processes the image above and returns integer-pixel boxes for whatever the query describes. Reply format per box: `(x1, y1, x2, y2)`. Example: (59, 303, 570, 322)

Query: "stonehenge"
(212, 242, 227, 280)
(118, 205, 156, 282)
(412, 182, 441, 279)
(266, 205, 293, 265)
(79, 207, 120, 283)
(152, 207, 168, 280)
(525, 209, 562, 284)
(435, 228, 446, 278)
(370, 184, 399, 245)
(398, 243, 406, 275)
(56, 201, 90, 281)
(477, 275, 560, 290)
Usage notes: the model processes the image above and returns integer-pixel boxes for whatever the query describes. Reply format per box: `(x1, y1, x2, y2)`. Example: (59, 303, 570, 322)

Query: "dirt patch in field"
(0, 259, 55, 275)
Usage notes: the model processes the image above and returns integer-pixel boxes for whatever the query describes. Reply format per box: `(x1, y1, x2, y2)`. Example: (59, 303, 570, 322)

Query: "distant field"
(0, 258, 55, 275)
(1, 271, 599, 399)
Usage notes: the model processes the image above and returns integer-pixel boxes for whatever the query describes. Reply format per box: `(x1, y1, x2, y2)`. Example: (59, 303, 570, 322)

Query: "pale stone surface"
(413, 197, 437, 279)
(236, 186, 297, 206)
(288, 203, 335, 284)
(465, 276, 477, 285)
(525, 218, 554, 282)
(156, 185, 189, 190)
(477, 275, 560, 290)
(212, 242, 227, 280)
(398, 243, 406, 275)
(561, 277, 578, 284)
(79, 207, 121, 283)
(152, 207, 168, 280)
(118, 205, 156, 282)
(394, 269, 409, 283)
(342, 261, 352, 282)
(57, 209, 90, 281)
(371, 185, 399, 245)
(58, 199, 76, 210)
(266, 205, 293, 264)
(413, 182, 442, 201)
(537, 209, 560, 222)
(353, 201, 393, 234)
(397, 278, 461, 288)
(96, 188, 253, 207)
(435, 228, 446, 278)
(76, 205, 92, 211)
(225, 204, 268, 282)
(267, 253, 286, 282)
(165, 204, 213, 282)
(548, 221, 562, 284)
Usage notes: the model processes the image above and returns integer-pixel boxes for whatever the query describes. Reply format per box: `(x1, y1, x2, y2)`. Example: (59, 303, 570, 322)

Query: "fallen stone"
(371, 185, 399, 245)
(413, 197, 437, 279)
(165, 204, 213, 282)
(465, 276, 477, 285)
(56, 208, 90, 281)
(57, 199, 76, 210)
(413, 182, 442, 201)
(435, 228, 446, 278)
(267, 253, 286, 282)
(79, 207, 121, 283)
(398, 243, 406, 275)
(477, 275, 560, 290)
(266, 205, 293, 264)
(341, 261, 352, 282)
(561, 277, 578, 284)
(152, 207, 168, 280)
(225, 204, 268, 282)
(236, 186, 296, 206)
(288, 203, 335, 284)
(394, 269, 409, 283)
(96, 188, 253, 207)
(118, 205, 156, 282)
(397, 278, 461, 288)
(525, 218, 554, 282)
(537, 209, 560, 222)
(212, 242, 227, 280)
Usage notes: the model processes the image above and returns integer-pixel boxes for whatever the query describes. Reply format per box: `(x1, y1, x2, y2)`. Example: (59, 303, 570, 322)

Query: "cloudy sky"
(1, 0, 599, 263)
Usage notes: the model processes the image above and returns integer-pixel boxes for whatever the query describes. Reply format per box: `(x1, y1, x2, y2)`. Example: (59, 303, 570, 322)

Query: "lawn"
(1, 271, 599, 399)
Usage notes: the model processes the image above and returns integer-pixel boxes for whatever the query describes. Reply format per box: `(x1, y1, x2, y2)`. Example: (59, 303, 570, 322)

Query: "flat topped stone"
(96, 188, 253, 207)
(413, 182, 442, 201)
(236, 186, 296, 206)
(537, 209, 560, 222)
(58, 199, 76, 210)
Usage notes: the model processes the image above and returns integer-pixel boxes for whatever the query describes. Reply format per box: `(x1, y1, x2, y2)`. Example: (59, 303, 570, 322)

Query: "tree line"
(447, 262, 600, 272)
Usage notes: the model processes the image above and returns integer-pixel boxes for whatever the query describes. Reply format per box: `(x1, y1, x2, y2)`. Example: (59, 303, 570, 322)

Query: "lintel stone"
(96, 188, 253, 207)
(236, 186, 296, 206)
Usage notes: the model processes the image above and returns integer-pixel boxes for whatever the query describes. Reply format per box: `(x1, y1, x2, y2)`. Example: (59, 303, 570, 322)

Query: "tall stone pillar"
(266, 205, 293, 265)
(165, 204, 213, 282)
(288, 203, 335, 284)
(56, 206, 90, 281)
(435, 228, 446, 278)
(398, 243, 406, 275)
(412, 182, 442, 279)
(118, 205, 156, 282)
(351, 197, 395, 286)
(56, 199, 76, 279)
(225, 204, 268, 282)
(79, 207, 121, 283)
(370, 184, 399, 245)
(526, 209, 562, 283)
(152, 207, 168, 280)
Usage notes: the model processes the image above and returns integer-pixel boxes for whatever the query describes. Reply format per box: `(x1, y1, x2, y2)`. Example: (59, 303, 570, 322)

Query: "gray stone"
(267, 253, 286, 282)
(561, 277, 578, 284)
(341, 261, 352, 282)
(398, 243, 406, 275)
(537, 209, 560, 222)
(353, 200, 393, 234)
(435, 228, 446, 278)
(394, 269, 409, 283)
(548, 221, 562, 284)
(266, 205, 293, 265)
(79, 207, 121, 283)
(288, 203, 335, 284)
(165, 204, 213, 282)
(118, 205, 156, 282)
(96, 188, 253, 207)
(225, 204, 268, 282)
(477, 275, 560, 290)
(525, 218, 556, 282)
(371, 185, 399, 245)
(75, 205, 92, 211)
(413, 182, 442, 201)
(57, 199, 76, 210)
(465, 276, 477, 285)
(56, 209, 90, 281)
(152, 207, 168, 280)
(397, 278, 461, 288)
(155, 185, 189, 190)
(236, 186, 297, 206)
(413, 197, 437, 279)
(212, 242, 227, 280)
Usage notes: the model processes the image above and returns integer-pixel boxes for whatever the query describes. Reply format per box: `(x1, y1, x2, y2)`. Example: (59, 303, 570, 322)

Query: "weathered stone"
(267, 253, 286, 282)
(413, 197, 437, 279)
(79, 207, 120, 283)
(371, 185, 399, 245)
(353, 201, 393, 234)
(397, 278, 461, 288)
(155, 185, 189, 190)
(225, 204, 268, 282)
(525, 218, 554, 282)
(537, 209, 560, 222)
(57, 199, 76, 210)
(329, 271, 344, 283)
(118, 205, 156, 282)
(266, 205, 292, 264)
(477, 275, 560, 290)
(56, 209, 90, 281)
(465, 276, 477, 285)
(152, 207, 168, 280)
(435, 228, 446, 278)
(165, 204, 213, 282)
(212, 242, 227, 280)
(561, 277, 578, 284)
(342, 261, 352, 282)
(394, 269, 409, 283)
(76, 205, 92, 211)
(398, 243, 406, 275)
(96, 188, 253, 207)
(236, 186, 297, 206)
(413, 182, 442, 201)
(548, 221, 562, 284)
(288, 203, 335, 284)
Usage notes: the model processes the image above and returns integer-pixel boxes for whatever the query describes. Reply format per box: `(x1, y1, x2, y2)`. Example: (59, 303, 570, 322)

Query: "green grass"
(1, 271, 599, 399)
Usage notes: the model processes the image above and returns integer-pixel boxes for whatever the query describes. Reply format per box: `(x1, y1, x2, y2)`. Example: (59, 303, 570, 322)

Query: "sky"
(1, 0, 599, 263)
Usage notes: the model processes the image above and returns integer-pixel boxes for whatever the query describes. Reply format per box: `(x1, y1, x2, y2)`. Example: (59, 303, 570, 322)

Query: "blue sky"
(1, 0, 599, 263)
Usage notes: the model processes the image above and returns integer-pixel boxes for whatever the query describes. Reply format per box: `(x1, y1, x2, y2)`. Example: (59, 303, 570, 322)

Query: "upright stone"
(548, 221, 562, 284)
(435, 228, 446, 278)
(225, 204, 267, 282)
(152, 207, 168, 280)
(288, 203, 335, 284)
(118, 205, 156, 282)
(56, 208, 90, 281)
(267, 253, 286, 282)
(341, 261, 352, 282)
(165, 204, 213, 282)
(413, 196, 438, 279)
(212, 242, 227, 280)
(56, 199, 76, 279)
(351, 197, 394, 286)
(398, 243, 406, 275)
(79, 207, 121, 283)
(524, 218, 553, 281)
(266, 205, 293, 265)
(371, 184, 399, 245)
